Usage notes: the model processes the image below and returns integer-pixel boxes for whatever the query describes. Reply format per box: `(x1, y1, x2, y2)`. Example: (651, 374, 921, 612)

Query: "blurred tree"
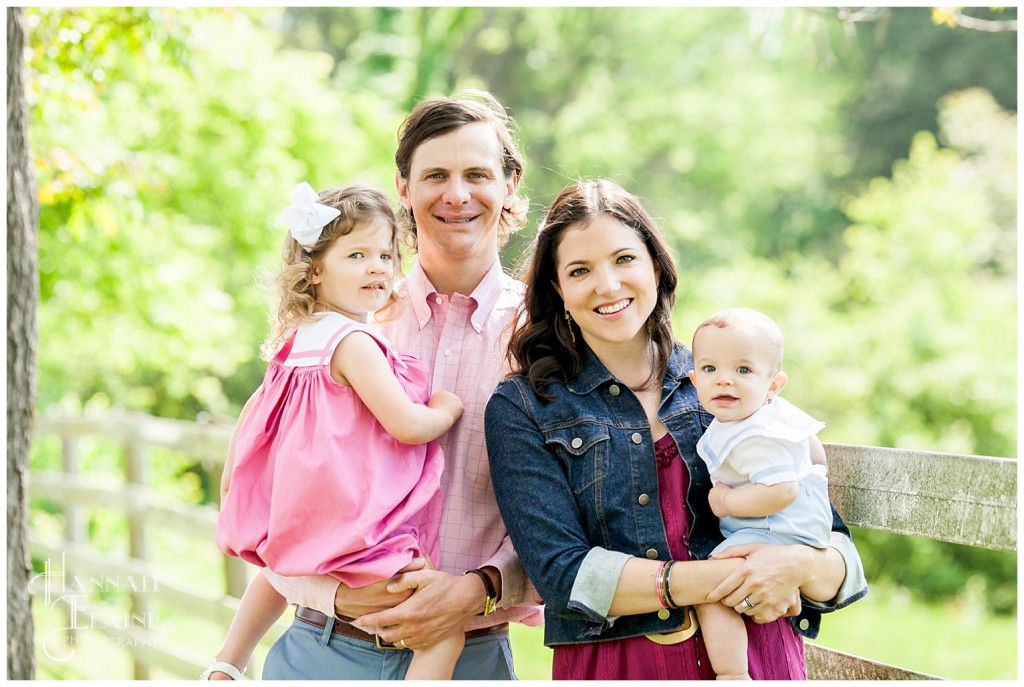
(814, 6, 1016, 184)
(28, 7, 399, 420)
(8, 7, 39, 678)
(24, 3, 1016, 618)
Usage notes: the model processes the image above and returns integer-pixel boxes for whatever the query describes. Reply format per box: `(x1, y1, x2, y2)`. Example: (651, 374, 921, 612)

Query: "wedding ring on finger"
(741, 597, 756, 611)
(398, 638, 408, 649)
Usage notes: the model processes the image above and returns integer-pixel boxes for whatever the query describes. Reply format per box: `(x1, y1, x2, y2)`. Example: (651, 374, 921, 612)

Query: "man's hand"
(351, 569, 484, 650)
(705, 543, 807, 623)
(333, 557, 427, 618)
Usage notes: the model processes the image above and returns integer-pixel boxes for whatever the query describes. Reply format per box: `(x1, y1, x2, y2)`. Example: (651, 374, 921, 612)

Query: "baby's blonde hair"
(692, 307, 785, 372)
(261, 184, 400, 360)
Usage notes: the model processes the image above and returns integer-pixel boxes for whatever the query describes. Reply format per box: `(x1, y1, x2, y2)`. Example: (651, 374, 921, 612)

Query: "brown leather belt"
(294, 606, 508, 650)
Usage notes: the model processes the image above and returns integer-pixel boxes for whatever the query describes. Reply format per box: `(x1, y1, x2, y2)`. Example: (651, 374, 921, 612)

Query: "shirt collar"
(402, 257, 507, 333)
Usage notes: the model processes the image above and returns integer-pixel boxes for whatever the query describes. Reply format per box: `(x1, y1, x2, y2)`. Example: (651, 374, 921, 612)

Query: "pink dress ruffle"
(217, 313, 444, 588)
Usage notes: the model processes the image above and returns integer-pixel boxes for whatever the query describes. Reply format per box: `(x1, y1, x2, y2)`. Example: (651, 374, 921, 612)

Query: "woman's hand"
(705, 543, 808, 623)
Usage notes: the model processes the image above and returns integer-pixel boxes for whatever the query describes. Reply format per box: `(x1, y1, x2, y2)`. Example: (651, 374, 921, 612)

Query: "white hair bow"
(275, 181, 341, 249)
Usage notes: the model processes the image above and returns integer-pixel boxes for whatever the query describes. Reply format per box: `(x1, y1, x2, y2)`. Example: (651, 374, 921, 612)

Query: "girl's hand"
(428, 390, 464, 424)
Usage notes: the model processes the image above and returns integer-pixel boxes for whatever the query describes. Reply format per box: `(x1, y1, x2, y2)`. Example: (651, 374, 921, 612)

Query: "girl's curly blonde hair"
(261, 184, 401, 360)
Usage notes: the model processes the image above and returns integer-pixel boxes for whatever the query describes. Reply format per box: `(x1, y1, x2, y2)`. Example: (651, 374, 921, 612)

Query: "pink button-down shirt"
(265, 258, 542, 631)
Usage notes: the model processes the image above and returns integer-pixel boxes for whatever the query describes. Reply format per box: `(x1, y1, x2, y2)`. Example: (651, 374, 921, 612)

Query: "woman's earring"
(564, 310, 576, 345)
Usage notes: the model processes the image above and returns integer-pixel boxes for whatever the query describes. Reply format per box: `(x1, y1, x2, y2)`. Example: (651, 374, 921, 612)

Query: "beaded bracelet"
(663, 560, 679, 610)
(655, 560, 670, 609)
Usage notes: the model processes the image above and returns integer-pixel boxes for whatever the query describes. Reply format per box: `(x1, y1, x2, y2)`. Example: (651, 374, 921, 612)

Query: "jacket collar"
(565, 341, 692, 395)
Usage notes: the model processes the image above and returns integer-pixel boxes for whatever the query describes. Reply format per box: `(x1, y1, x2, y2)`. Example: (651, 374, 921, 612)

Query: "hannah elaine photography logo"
(29, 553, 159, 661)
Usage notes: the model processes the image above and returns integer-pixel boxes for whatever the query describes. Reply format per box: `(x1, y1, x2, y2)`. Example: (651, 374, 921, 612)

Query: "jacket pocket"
(543, 422, 610, 494)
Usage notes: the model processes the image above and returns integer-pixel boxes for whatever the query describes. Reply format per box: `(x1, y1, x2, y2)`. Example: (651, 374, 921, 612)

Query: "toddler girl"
(688, 307, 832, 680)
(201, 182, 465, 680)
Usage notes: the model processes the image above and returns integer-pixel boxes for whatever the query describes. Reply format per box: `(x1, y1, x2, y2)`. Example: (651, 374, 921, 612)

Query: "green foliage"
(811, 580, 1016, 679)
(833, 7, 1017, 183)
(27, 5, 1016, 621)
(29, 7, 401, 420)
(853, 528, 1017, 616)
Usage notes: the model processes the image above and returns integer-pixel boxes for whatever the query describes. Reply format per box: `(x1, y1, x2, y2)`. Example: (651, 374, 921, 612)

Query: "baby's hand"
(428, 390, 465, 424)
(708, 482, 733, 518)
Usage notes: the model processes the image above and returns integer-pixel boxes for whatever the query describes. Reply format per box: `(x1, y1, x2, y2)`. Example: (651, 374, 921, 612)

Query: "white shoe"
(199, 660, 246, 680)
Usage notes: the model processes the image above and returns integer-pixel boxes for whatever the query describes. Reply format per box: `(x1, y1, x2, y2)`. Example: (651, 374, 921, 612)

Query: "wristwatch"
(464, 568, 498, 616)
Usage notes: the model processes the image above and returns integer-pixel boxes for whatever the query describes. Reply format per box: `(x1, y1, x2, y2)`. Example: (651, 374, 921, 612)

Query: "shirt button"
(645, 548, 658, 559)
(631, 433, 643, 444)
(435, 296, 443, 304)
(609, 384, 621, 396)
(799, 619, 810, 631)
(657, 608, 671, 620)
(510, 595, 517, 604)
(638, 494, 650, 505)
(570, 437, 583, 449)
(444, 349, 452, 356)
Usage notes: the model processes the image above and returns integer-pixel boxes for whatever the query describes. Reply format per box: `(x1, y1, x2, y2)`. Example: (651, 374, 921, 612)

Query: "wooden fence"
(27, 411, 1017, 680)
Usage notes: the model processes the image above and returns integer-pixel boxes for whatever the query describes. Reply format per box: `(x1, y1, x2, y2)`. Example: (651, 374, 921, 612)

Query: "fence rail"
(28, 411, 1016, 680)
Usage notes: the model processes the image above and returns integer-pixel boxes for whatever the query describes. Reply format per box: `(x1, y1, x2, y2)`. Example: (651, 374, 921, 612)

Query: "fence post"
(124, 428, 151, 680)
(59, 431, 83, 645)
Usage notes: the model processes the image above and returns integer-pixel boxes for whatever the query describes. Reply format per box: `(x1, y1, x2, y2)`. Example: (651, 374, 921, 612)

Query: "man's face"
(396, 122, 516, 263)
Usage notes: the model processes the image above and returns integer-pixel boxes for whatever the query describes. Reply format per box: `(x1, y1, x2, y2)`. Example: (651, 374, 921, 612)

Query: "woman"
(484, 179, 866, 679)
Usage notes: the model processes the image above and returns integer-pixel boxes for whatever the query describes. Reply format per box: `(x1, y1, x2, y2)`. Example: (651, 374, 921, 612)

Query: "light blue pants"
(262, 615, 517, 680)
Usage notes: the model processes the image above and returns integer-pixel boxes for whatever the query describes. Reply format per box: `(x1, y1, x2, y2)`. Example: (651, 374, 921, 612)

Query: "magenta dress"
(217, 312, 445, 588)
(552, 434, 807, 680)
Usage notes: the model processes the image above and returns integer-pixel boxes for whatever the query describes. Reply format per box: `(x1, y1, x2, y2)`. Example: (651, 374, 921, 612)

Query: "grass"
(807, 582, 1017, 680)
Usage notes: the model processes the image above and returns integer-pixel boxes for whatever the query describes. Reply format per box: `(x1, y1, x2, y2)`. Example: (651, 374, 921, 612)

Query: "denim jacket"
(485, 342, 866, 647)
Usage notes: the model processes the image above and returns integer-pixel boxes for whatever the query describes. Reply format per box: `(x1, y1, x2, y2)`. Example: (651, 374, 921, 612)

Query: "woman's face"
(553, 215, 660, 354)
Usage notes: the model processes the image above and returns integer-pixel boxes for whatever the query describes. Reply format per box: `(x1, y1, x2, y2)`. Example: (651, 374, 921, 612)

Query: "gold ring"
(398, 638, 407, 649)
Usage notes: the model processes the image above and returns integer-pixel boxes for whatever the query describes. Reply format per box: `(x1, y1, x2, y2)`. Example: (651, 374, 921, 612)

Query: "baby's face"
(689, 325, 781, 423)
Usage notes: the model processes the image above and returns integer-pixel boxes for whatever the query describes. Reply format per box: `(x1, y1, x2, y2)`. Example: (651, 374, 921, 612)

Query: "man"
(262, 91, 542, 680)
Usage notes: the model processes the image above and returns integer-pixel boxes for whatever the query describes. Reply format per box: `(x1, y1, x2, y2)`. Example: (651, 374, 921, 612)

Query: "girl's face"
(553, 215, 660, 355)
(311, 218, 396, 323)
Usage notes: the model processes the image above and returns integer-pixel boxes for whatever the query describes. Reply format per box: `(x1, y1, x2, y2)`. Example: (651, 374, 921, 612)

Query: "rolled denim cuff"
(568, 547, 633, 622)
(803, 531, 868, 612)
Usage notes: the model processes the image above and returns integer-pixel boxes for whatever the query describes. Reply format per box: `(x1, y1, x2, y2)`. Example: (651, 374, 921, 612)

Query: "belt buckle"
(374, 634, 401, 650)
(646, 606, 699, 645)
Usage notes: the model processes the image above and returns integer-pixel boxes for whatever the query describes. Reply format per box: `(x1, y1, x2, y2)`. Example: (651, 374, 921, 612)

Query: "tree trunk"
(7, 6, 39, 680)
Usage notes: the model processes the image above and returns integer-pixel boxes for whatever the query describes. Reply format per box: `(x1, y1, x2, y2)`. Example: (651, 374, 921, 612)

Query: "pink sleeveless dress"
(217, 312, 445, 588)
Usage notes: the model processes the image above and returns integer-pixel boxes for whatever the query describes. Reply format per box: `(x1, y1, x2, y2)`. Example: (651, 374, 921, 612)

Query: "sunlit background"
(21, 6, 1016, 680)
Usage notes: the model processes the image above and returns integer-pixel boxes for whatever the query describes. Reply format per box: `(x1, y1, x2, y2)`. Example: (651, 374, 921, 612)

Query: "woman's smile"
(595, 298, 633, 316)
